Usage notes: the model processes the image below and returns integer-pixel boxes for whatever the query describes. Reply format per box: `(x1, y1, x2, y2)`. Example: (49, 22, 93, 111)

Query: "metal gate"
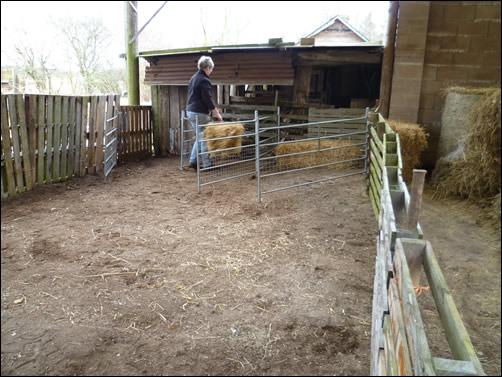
(104, 110, 121, 183)
(257, 108, 370, 201)
(183, 108, 370, 201)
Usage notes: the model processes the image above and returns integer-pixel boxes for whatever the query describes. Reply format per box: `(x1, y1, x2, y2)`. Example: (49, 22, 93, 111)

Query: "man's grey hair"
(197, 56, 214, 70)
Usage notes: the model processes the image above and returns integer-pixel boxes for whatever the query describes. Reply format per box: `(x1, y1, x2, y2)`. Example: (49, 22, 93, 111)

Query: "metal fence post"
(364, 107, 369, 175)
(276, 106, 281, 144)
(255, 110, 261, 202)
(196, 115, 201, 193)
(180, 110, 185, 170)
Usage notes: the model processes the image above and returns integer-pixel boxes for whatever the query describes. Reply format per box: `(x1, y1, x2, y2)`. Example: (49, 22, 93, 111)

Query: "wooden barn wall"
(144, 51, 294, 86)
(152, 85, 188, 156)
(311, 19, 365, 45)
(147, 47, 383, 156)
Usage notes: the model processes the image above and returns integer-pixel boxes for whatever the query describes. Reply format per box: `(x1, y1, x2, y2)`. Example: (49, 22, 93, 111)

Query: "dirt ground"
(1, 156, 500, 376)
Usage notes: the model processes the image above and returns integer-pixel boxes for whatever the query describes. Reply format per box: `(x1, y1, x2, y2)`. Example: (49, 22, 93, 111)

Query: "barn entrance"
(181, 108, 370, 202)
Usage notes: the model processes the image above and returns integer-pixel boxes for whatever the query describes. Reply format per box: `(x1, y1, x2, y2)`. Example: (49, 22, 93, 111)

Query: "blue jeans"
(187, 111, 211, 168)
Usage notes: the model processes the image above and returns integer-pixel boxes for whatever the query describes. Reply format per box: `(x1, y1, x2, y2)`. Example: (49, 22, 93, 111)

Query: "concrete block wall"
(388, 1, 501, 169)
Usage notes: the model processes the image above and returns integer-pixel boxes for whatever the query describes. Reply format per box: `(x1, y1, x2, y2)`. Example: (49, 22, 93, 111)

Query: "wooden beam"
(125, 1, 140, 105)
(423, 241, 486, 376)
(406, 169, 427, 231)
(292, 65, 312, 105)
(389, 278, 413, 375)
(432, 358, 477, 376)
(297, 51, 381, 65)
(379, 1, 399, 119)
(394, 238, 435, 376)
(400, 238, 425, 290)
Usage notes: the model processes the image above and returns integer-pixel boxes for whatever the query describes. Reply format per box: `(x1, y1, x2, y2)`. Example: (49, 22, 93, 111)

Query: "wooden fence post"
(407, 169, 427, 231)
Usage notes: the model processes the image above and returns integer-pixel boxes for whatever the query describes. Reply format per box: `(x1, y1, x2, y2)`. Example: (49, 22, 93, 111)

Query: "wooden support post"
(379, 1, 399, 119)
(369, 111, 379, 127)
(125, 1, 140, 105)
(292, 65, 312, 104)
(376, 121, 386, 140)
(406, 169, 427, 231)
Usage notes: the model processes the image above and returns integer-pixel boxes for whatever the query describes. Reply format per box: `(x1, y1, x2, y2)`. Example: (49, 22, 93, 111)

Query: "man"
(187, 56, 223, 169)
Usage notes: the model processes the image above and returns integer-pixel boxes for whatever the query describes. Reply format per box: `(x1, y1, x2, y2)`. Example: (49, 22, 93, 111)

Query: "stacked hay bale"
(437, 87, 486, 159)
(386, 120, 428, 184)
(431, 88, 501, 218)
(275, 139, 360, 170)
(204, 122, 245, 157)
(432, 88, 500, 196)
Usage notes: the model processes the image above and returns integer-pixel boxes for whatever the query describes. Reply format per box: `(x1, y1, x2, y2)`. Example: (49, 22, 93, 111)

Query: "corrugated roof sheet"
(141, 43, 383, 86)
(144, 50, 295, 86)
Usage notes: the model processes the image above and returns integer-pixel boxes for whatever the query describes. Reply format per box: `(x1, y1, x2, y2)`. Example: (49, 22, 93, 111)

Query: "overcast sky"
(1, 1, 390, 70)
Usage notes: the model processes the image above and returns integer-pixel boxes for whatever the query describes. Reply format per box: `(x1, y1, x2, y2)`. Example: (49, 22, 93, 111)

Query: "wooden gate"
(117, 106, 152, 164)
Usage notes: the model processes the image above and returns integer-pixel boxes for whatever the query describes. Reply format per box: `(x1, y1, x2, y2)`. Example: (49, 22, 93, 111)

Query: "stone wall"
(388, 1, 501, 169)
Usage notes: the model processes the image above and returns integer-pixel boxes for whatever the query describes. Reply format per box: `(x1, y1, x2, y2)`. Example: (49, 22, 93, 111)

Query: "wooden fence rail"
(1, 95, 155, 199)
(368, 112, 485, 376)
(117, 105, 152, 164)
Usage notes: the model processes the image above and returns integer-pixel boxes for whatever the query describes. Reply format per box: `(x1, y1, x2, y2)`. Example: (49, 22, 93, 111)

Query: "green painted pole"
(125, 1, 140, 105)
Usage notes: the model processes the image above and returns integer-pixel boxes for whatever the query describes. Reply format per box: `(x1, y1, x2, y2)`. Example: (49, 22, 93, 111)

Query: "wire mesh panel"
(186, 108, 370, 202)
(257, 108, 370, 202)
(196, 113, 269, 192)
(180, 110, 195, 170)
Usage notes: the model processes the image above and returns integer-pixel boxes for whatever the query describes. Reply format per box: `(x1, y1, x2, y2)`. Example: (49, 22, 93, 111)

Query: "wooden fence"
(368, 112, 485, 376)
(1, 94, 153, 199)
(117, 105, 152, 164)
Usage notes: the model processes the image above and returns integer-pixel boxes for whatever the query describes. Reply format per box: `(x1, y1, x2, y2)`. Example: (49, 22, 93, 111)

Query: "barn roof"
(139, 40, 383, 86)
(306, 15, 369, 43)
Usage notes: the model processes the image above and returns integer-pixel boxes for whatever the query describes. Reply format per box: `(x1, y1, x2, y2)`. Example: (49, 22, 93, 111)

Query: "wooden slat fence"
(117, 105, 153, 164)
(307, 108, 368, 143)
(1, 94, 120, 198)
(368, 112, 485, 376)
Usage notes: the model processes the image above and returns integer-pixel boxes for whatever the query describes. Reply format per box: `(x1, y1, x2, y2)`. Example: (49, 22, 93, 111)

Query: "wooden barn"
(141, 41, 383, 156)
(141, 1, 500, 169)
(305, 15, 370, 46)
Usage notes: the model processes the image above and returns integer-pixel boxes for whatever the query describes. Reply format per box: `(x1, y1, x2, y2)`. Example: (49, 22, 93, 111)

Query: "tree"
(56, 17, 115, 94)
(13, 30, 54, 93)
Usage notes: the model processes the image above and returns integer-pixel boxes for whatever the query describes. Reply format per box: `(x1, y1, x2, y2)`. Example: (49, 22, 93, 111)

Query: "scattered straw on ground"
(274, 139, 360, 170)
(386, 120, 428, 184)
(432, 88, 501, 201)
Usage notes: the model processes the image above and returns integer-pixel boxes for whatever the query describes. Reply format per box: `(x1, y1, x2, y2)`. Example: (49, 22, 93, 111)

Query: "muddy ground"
(1, 156, 500, 375)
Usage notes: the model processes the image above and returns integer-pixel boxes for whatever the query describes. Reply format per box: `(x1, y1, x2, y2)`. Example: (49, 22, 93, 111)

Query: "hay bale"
(494, 192, 501, 220)
(386, 120, 428, 184)
(203, 122, 244, 157)
(274, 139, 360, 170)
(432, 88, 501, 199)
(438, 88, 484, 159)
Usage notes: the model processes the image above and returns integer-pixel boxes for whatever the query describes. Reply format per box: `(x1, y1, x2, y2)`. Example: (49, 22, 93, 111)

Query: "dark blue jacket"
(186, 69, 216, 114)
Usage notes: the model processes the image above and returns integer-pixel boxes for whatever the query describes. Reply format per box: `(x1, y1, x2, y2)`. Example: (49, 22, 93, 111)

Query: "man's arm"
(211, 107, 223, 122)
(201, 79, 223, 121)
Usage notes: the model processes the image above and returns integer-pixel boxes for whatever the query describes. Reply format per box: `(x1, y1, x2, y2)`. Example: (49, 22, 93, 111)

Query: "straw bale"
(432, 88, 501, 199)
(494, 192, 501, 220)
(439, 90, 483, 159)
(386, 120, 428, 183)
(274, 139, 360, 170)
(204, 122, 244, 157)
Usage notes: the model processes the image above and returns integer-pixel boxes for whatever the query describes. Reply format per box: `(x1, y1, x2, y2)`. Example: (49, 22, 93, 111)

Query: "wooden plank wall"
(1, 94, 119, 198)
(307, 108, 367, 143)
(368, 112, 485, 376)
(151, 85, 188, 157)
(150, 85, 348, 155)
(117, 105, 152, 164)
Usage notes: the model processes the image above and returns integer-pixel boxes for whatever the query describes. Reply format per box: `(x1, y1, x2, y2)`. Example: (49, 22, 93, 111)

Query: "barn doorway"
(310, 64, 381, 108)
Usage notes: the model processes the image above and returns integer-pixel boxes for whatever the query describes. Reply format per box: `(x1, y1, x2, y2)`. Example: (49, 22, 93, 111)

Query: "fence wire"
(182, 108, 369, 202)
